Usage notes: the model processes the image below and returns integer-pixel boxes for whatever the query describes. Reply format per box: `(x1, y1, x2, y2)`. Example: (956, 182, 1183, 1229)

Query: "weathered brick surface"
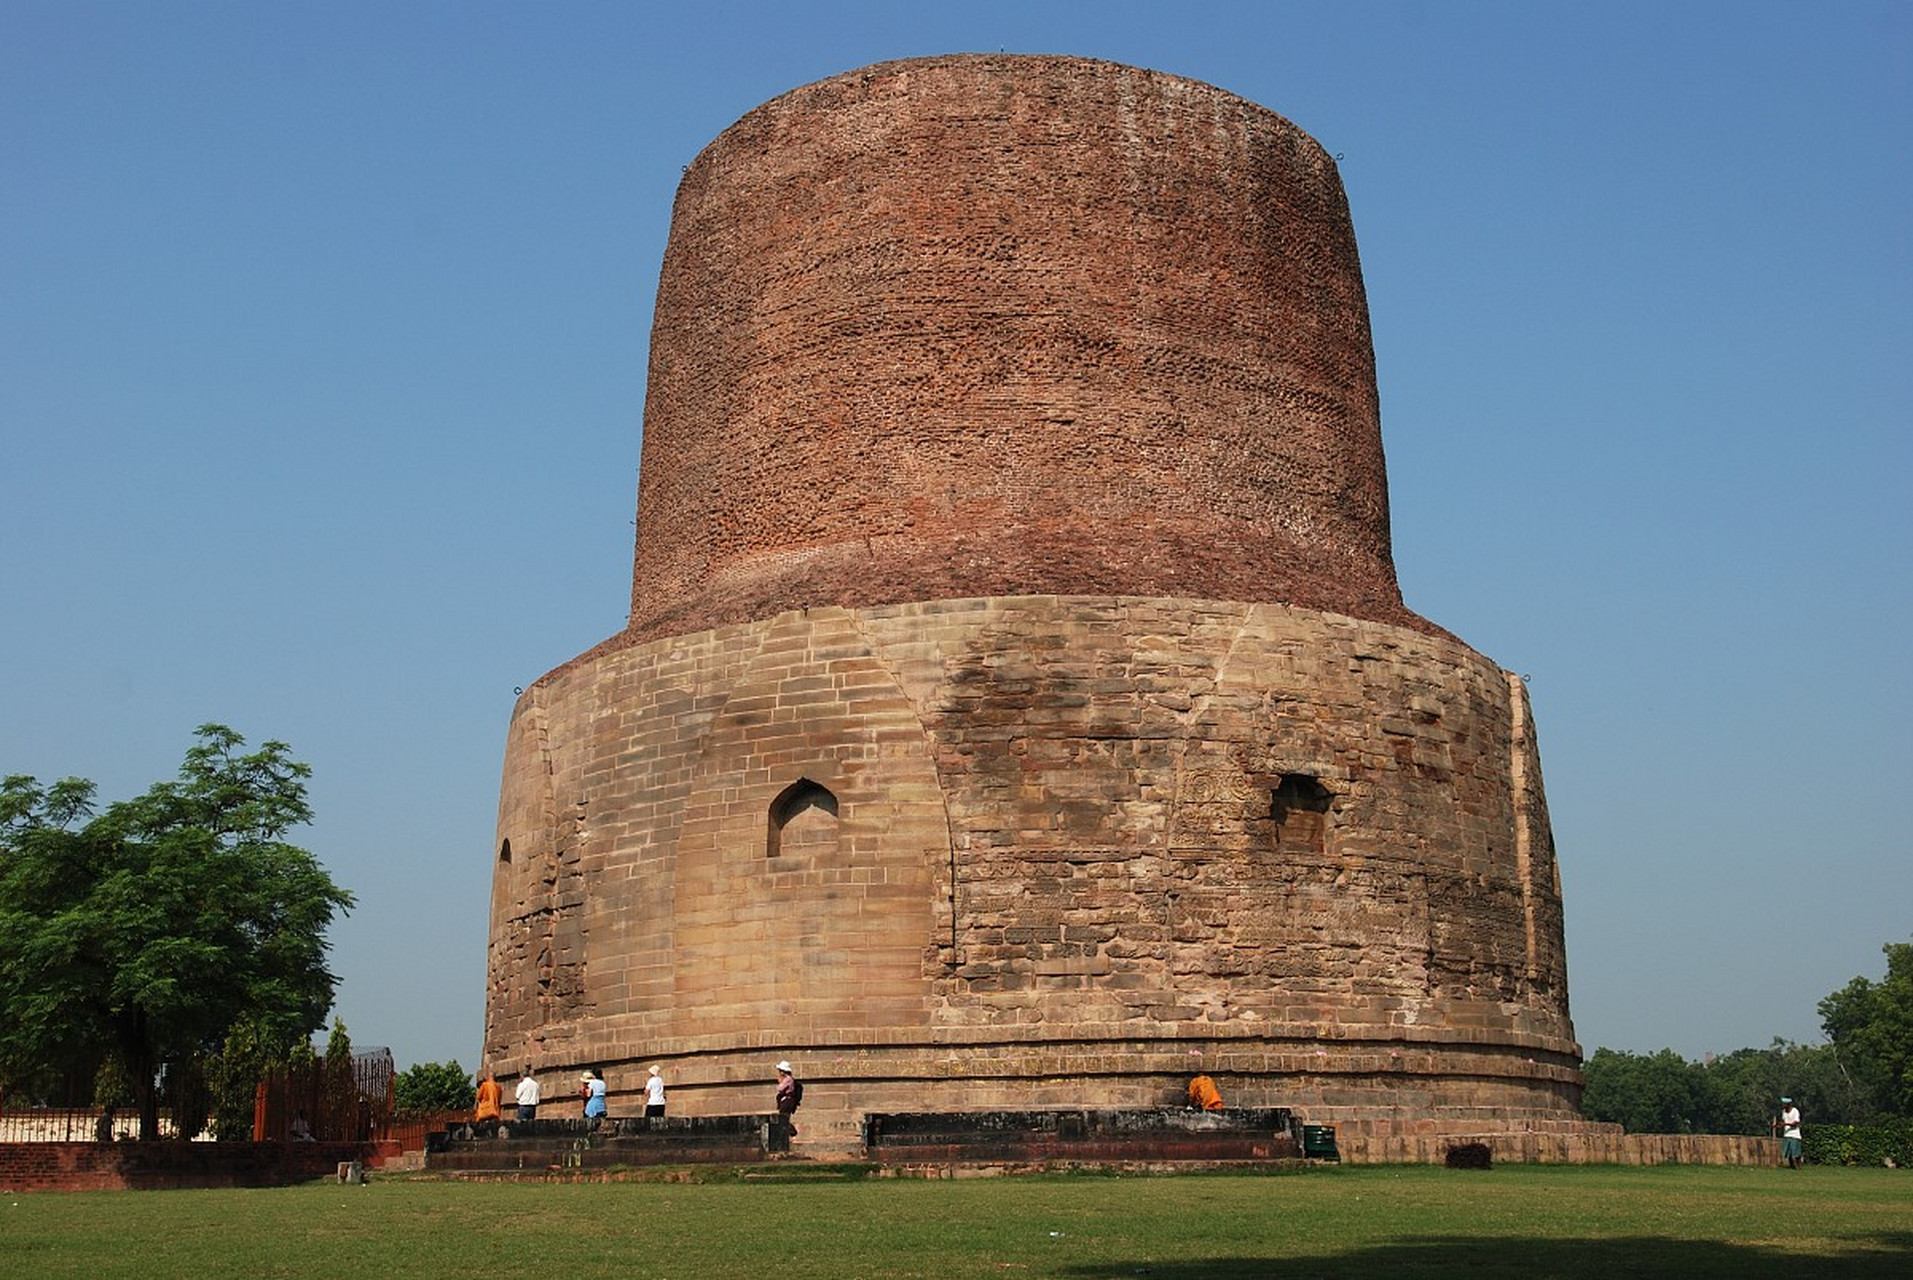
(488, 56, 1587, 1143)
(0, 1141, 371, 1192)
(606, 54, 1427, 652)
(864, 1108, 1300, 1165)
(1338, 1132, 1782, 1168)
(427, 1116, 774, 1171)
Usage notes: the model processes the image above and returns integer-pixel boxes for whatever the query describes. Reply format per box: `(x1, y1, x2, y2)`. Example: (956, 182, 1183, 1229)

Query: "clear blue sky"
(4, 2, 1906, 1072)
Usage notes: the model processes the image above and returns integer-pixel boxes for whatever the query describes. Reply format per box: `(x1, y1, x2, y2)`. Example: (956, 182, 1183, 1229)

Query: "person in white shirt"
(644, 1065, 667, 1118)
(1779, 1097, 1803, 1169)
(514, 1067, 542, 1123)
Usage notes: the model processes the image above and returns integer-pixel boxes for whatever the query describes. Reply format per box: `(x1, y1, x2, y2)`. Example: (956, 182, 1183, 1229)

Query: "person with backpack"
(774, 1061, 803, 1137)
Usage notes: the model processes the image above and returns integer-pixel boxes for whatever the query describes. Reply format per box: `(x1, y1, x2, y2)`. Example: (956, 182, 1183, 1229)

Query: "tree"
(208, 1016, 282, 1141)
(1703, 1039, 1877, 1129)
(1581, 1048, 1709, 1133)
(0, 725, 353, 1139)
(1819, 940, 1913, 1118)
(1583, 1039, 1878, 1135)
(394, 1060, 476, 1117)
(321, 1017, 356, 1140)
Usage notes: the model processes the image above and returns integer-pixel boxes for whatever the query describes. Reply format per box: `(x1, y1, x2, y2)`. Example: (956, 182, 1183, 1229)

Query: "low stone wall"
(1340, 1132, 1781, 1167)
(7, 1126, 1780, 1189)
(0, 1141, 373, 1192)
(864, 1107, 1298, 1166)
(426, 1115, 772, 1173)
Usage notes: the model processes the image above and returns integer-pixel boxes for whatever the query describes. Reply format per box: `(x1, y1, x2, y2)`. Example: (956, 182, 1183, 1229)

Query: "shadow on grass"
(1058, 1231, 1913, 1278)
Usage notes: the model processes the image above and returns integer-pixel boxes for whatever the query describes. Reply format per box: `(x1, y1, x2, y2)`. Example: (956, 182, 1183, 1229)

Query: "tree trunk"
(121, 1015, 161, 1141)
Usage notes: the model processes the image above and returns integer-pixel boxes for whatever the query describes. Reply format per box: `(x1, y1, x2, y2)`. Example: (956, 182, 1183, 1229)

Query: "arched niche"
(767, 778, 839, 860)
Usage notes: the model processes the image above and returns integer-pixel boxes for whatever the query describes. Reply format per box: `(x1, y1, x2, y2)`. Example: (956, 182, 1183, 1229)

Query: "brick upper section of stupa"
(622, 55, 1433, 646)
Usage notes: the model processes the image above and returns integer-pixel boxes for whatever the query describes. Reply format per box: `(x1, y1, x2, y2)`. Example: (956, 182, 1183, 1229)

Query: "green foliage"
(0, 725, 354, 1139)
(1802, 1119, 1913, 1167)
(1702, 1039, 1878, 1128)
(394, 1059, 476, 1116)
(1581, 1040, 1877, 1134)
(1819, 941, 1913, 1118)
(208, 1020, 268, 1141)
(93, 1057, 134, 1110)
(321, 1017, 355, 1133)
(1581, 1048, 1714, 1133)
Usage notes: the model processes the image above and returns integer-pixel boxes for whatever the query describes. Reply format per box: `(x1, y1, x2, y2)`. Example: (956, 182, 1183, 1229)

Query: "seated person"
(1187, 1074, 1225, 1111)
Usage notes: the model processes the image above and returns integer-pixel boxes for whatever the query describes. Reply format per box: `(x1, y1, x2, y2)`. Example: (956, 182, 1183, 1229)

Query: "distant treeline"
(1582, 940, 1910, 1135)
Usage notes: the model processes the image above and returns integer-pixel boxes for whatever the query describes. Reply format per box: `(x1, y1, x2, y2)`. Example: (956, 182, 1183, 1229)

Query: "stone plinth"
(488, 595, 1577, 1140)
(426, 1116, 773, 1172)
(864, 1108, 1299, 1165)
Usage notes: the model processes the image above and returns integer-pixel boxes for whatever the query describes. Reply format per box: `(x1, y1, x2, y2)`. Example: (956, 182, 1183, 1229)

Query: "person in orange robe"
(474, 1070, 503, 1133)
(1188, 1074, 1225, 1111)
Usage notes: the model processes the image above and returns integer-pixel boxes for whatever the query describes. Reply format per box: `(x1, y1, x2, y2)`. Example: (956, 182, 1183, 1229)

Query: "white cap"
(775, 1060, 793, 1073)
(649, 1065, 661, 1077)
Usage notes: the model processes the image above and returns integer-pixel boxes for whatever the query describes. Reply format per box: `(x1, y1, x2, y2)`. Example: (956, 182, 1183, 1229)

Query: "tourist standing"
(774, 1060, 803, 1138)
(514, 1067, 541, 1123)
(644, 1066, 667, 1118)
(583, 1070, 608, 1125)
(474, 1070, 503, 1134)
(1780, 1097, 1803, 1169)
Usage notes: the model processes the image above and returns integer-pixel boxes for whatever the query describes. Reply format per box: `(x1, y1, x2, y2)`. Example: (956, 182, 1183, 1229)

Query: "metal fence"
(256, 1048, 396, 1143)
(2, 1048, 397, 1145)
(0, 1108, 182, 1143)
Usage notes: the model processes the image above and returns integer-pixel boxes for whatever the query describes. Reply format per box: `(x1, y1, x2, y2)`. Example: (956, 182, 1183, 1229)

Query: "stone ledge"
(863, 1107, 1301, 1165)
(425, 1114, 778, 1172)
(1339, 1132, 1781, 1167)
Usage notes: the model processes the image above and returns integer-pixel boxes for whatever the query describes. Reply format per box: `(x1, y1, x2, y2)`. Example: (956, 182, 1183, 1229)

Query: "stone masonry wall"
(487, 595, 1577, 1141)
(1338, 1131, 1782, 1168)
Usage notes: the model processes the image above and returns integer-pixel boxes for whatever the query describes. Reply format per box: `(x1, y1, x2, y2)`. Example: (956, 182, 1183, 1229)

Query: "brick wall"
(0, 1141, 370, 1193)
(617, 55, 1428, 649)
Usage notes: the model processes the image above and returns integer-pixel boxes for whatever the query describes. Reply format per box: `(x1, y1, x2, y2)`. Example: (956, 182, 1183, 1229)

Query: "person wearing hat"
(1779, 1097, 1803, 1169)
(644, 1065, 667, 1118)
(582, 1069, 608, 1126)
(774, 1061, 803, 1136)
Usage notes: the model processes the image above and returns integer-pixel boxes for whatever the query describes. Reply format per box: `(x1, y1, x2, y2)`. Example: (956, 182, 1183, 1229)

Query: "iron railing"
(0, 1108, 180, 1143)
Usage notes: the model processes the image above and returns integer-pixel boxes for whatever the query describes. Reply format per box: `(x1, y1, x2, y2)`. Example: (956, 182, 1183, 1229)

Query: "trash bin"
(1301, 1124, 1340, 1161)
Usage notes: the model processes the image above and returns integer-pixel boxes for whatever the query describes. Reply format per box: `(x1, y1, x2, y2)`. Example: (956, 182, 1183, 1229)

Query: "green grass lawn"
(2, 1164, 1907, 1278)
